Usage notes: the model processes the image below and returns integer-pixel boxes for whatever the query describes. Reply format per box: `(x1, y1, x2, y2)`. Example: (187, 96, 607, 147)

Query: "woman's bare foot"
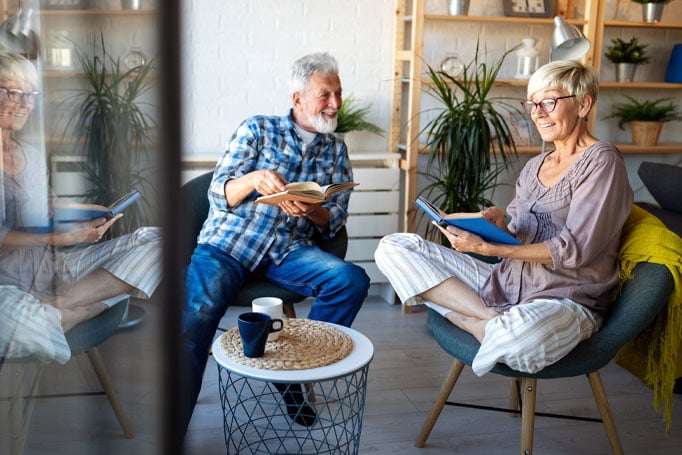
(57, 302, 108, 332)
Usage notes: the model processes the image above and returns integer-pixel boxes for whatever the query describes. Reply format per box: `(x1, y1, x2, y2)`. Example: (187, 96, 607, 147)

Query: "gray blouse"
(480, 141, 634, 314)
(0, 143, 56, 295)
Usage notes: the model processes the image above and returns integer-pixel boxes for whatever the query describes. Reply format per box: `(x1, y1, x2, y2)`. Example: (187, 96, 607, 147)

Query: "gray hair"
(527, 60, 598, 105)
(289, 52, 338, 96)
(0, 51, 38, 89)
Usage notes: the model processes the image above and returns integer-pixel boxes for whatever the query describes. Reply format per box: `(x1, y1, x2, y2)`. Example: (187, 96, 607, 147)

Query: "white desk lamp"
(550, 15, 590, 62)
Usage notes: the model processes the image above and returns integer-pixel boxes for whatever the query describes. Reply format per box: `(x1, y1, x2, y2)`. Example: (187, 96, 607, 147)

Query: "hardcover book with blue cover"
(416, 196, 521, 245)
(54, 190, 141, 223)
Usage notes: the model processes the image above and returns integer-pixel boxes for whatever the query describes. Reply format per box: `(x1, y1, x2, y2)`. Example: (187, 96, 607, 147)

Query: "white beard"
(306, 110, 337, 134)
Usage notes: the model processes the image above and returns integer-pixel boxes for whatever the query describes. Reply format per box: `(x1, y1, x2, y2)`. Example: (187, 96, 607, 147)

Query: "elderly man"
(182, 52, 369, 431)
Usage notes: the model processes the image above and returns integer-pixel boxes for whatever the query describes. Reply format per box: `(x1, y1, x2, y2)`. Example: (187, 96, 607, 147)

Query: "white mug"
(251, 297, 284, 341)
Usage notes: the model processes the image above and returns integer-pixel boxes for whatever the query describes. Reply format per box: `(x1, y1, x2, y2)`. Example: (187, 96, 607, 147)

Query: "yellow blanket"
(613, 205, 682, 433)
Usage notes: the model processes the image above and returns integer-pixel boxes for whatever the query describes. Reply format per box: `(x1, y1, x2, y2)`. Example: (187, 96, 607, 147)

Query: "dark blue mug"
(237, 312, 284, 358)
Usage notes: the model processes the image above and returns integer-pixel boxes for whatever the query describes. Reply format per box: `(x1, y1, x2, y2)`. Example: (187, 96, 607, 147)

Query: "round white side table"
(212, 322, 374, 454)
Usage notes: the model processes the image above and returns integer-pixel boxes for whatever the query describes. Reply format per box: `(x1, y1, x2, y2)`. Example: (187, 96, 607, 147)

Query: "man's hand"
(251, 170, 287, 196)
(279, 200, 330, 227)
(279, 200, 317, 218)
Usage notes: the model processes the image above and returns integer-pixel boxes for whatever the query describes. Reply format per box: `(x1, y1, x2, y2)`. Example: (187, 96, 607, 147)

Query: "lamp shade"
(551, 16, 590, 61)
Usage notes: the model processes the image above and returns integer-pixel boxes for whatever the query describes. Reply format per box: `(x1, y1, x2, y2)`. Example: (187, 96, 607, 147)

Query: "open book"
(54, 190, 141, 223)
(255, 181, 358, 205)
(416, 196, 521, 245)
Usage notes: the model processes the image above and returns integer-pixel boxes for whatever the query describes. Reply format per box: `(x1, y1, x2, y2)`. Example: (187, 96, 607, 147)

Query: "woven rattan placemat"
(220, 318, 353, 370)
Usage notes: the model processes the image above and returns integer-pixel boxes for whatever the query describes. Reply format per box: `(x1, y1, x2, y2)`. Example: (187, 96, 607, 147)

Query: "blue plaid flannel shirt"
(197, 111, 354, 271)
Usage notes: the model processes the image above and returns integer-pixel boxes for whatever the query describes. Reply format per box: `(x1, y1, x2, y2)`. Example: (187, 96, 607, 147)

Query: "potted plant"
(632, 0, 672, 23)
(604, 37, 651, 82)
(58, 34, 158, 236)
(605, 95, 682, 146)
(418, 43, 518, 240)
(335, 95, 384, 136)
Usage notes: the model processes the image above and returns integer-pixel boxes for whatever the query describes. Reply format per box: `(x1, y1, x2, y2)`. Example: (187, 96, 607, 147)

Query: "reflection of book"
(54, 190, 141, 223)
(416, 196, 521, 245)
(255, 182, 358, 205)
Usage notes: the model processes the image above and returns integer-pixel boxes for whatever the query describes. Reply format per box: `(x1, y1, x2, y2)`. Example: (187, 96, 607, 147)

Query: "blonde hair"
(527, 60, 598, 106)
(0, 51, 39, 89)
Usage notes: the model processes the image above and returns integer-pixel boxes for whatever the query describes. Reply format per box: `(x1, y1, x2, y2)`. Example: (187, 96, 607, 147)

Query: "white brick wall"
(181, 0, 395, 158)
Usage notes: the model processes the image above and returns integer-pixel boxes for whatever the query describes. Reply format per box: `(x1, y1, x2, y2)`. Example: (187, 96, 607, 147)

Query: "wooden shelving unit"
(390, 0, 682, 233)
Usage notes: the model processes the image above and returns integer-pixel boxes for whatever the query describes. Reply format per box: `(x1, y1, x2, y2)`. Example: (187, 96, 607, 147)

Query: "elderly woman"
(0, 51, 162, 361)
(375, 60, 633, 375)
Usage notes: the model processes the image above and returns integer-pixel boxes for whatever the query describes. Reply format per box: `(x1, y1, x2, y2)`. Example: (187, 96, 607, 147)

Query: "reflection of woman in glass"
(0, 51, 162, 360)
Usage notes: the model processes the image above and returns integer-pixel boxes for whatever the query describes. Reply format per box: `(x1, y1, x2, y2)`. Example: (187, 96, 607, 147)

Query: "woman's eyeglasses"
(521, 95, 575, 115)
(0, 87, 40, 104)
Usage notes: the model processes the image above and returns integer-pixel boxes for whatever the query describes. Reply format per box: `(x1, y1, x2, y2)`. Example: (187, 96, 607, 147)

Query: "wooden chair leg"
(86, 348, 134, 438)
(509, 377, 520, 416)
(519, 377, 537, 455)
(587, 372, 624, 455)
(10, 362, 43, 455)
(415, 359, 465, 448)
(10, 362, 25, 455)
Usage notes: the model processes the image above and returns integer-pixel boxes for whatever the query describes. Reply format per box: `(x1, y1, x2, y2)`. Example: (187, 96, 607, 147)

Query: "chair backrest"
(180, 171, 348, 264)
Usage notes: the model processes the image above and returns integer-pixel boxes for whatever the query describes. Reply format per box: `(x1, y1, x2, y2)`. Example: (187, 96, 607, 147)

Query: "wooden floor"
(3, 296, 681, 454)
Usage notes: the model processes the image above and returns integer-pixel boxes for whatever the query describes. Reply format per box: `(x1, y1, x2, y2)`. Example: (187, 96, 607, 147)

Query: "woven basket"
(630, 121, 663, 146)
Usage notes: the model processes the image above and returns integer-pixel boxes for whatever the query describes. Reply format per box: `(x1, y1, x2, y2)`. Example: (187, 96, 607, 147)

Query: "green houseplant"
(418, 43, 518, 240)
(59, 34, 157, 236)
(604, 37, 650, 82)
(605, 95, 682, 146)
(335, 95, 384, 135)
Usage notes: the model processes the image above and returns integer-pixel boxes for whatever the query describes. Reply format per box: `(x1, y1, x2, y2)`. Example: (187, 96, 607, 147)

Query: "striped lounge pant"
(53, 226, 163, 300)
(374, 233, 602, 375)
(1, 285, 70, 363)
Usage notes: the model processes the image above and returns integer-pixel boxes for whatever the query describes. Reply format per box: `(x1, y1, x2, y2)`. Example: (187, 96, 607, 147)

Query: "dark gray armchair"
(181, 171, 348, 316)
(416, 262, 674, 453)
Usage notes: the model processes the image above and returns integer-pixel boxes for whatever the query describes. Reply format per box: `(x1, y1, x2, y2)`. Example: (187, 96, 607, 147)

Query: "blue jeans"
(180, 243, 369, 432)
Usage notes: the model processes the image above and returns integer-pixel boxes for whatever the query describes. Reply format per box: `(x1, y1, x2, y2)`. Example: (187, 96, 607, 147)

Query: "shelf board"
(603, 20, 682, 29)
(616, 143, 682, 154)
(400, 143, 682, 156)
(599, 81, 682, 89)
(42, 70, 159, 79)
(410, 78, 682, 90)
(40, 9, 156, 16)
(419, 15, 586, 26)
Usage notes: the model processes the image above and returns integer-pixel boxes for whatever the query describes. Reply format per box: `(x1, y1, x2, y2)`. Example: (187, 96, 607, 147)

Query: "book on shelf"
(416, 196, 521, 245)
(54, 190, 141, 223)
(255, 181, 358, 205)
